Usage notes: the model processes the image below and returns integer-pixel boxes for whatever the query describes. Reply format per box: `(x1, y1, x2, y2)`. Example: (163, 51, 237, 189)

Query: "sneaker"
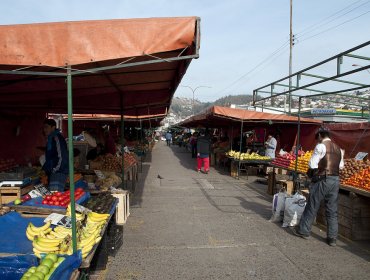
(205, 170, 209, 174)
(327, 237, 336, 247)
(197, 169, 200, 173)
(291, 227, 310, 240)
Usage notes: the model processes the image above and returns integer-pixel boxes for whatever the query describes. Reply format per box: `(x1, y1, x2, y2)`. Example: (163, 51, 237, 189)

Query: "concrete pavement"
(105, 141, 370, 280)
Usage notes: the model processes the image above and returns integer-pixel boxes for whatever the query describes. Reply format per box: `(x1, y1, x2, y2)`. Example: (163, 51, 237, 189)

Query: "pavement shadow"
(129, 163, 151, 208)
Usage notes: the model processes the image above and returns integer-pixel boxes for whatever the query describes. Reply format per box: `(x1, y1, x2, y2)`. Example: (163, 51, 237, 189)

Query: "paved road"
(105, 142, 370, 280)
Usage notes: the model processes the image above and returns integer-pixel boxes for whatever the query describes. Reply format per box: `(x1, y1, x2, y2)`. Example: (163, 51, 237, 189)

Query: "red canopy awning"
(180, 106, 323, 127)
(0, 17, 200, 116)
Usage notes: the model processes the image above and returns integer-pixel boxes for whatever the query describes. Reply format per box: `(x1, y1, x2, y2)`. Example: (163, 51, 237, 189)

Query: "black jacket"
(197, 136, 211, 155)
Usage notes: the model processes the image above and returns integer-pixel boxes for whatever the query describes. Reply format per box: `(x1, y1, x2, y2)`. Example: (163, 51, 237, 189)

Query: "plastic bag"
(270, 192, 288, 223)
(282, 193, 306, 227)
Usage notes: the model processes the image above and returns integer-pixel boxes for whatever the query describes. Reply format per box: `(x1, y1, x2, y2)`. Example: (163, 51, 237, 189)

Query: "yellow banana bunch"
(87, 212, 109, 223)
(32, 238, 60, 253)
(26, 222, 52, 241)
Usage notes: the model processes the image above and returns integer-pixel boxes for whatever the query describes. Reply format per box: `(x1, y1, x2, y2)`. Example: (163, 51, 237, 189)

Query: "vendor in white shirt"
(264, 134, 277, 159)
(292, 128, 344, 247)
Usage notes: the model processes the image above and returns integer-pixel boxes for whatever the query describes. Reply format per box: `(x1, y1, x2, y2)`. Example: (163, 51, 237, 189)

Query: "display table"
(229, 157, 271, 179)
(340, 184, 370, 198)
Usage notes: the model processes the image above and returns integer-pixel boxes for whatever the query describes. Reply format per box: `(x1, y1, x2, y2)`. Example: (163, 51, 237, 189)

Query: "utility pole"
(288, 0, 293, 115)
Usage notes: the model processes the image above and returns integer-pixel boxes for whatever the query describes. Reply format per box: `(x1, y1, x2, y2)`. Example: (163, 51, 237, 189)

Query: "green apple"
(44, 253, 58, 263)
(14, 198, 22, 205)
(28, 267, 37, 273)
(36, 264, 49, 275)
(33, 271, 45, 280)
(41, 258, 54, 269)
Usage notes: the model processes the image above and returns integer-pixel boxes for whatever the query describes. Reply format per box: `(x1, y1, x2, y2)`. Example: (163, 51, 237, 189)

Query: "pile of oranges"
(343, 166, 370, 191)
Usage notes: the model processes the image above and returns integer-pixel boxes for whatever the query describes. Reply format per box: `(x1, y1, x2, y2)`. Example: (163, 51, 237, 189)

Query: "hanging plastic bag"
(270, 191, 288, 223)
(282, 193, 306, 227)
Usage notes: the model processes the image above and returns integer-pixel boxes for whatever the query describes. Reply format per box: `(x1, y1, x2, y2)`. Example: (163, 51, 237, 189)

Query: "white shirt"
(265, 137, 277, 159)
(309, 138, 344, 169)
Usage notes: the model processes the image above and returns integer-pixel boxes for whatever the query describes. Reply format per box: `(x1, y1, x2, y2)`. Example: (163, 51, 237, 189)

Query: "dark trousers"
(166, 139, 171, 146)
(299, 176, 339, 239)
(191, 145, 197, 158)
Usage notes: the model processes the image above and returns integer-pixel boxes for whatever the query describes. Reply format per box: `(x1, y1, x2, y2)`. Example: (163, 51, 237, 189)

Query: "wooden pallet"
(9, 205, 66, 217)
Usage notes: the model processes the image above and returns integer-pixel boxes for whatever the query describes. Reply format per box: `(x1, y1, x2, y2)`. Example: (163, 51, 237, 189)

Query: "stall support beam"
(120, 94, 126, 190)
(67, 66, 77, 253)
(237, 121, 244, 179)
(293, 97, 302, 191)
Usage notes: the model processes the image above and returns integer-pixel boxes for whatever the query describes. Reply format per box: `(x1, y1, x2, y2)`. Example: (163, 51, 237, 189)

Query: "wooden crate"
(275, 180, 294, 195)
(0, 185, 34, 204)
(316, 192, 370, 240)
(112, 191, 130, 225)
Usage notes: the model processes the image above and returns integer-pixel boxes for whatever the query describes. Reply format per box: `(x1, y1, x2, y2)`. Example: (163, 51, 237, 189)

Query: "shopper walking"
(292, 128, 344, 246)
(190, 132, 198, 158)
(165, 131, 172, 146)
(196, 131, 211, 173)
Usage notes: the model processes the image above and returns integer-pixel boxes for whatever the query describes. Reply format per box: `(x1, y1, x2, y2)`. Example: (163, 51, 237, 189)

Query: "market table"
(228, 157, 272, 180)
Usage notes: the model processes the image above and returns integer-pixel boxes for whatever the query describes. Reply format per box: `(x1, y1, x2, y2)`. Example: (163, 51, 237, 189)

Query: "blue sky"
(1, 0, 369, 102)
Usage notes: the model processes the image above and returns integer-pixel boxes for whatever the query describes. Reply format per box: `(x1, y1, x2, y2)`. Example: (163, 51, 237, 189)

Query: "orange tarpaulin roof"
(181, 106, 323, 126)
(0, 17, 197, 67)
(0, 17, 200, 116)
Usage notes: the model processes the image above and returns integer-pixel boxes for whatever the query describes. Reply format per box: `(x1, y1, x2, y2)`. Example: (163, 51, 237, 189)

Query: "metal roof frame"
(252, 40, 370, 114)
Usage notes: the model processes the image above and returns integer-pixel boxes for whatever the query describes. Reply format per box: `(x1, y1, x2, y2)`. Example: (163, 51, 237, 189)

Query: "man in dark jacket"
(196, 131, 211, 174)
(43, 119, 69, 191)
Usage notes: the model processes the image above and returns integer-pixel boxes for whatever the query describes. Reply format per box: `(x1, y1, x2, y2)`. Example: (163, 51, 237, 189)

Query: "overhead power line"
(215, 39, 290, 95)
(296, 0, 367, 37)
(298, 10, 370, 43)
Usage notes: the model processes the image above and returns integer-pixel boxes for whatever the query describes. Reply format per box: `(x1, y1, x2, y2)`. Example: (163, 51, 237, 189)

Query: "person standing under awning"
(42, 119, 69, 191)
(265, 133, 277, 159)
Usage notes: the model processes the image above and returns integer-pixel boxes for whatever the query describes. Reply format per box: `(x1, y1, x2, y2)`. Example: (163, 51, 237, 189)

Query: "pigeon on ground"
(157, 175, 164, 179)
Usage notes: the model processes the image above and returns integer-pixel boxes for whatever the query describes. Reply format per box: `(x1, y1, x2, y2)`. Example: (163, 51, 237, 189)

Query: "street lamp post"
(182, 85, 211, 115)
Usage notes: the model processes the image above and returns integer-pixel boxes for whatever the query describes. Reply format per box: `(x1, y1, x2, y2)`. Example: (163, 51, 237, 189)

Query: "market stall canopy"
(54, 113, 166, 128)
(180, 106, 323, 127)
(0, 17, 200, 115)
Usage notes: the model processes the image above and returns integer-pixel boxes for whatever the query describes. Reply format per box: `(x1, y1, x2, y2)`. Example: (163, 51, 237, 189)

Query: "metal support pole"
(67, 66, 77, 253)
(294, 97, 302, 190)
(288, 0, 293, 115)
(230, 126, 234, 150)
(238, 121, 244, 179)
(120, 94, 125, 190)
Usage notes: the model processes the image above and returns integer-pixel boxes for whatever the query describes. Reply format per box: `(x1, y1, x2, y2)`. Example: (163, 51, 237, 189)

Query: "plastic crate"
(89, 233, 108, 271)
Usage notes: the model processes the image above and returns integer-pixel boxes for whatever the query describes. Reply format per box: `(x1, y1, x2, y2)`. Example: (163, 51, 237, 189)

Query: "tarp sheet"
(326, 122, 370, 158)
(0, 212, 44, 254)
(0, 255, 38, 280)
(180, 106, 322, 127)
(0, 17, 196, 67)
(0, 17, 200, 116)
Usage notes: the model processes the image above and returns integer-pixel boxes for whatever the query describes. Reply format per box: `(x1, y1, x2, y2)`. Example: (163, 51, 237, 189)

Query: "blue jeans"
(49, 173, 68, 192)
(299, 176, 339, 239)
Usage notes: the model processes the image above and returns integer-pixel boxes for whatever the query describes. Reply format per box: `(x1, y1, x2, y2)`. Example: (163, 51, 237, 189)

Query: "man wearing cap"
(292, 128, 344, 246)
(42, 119, 69, 192)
